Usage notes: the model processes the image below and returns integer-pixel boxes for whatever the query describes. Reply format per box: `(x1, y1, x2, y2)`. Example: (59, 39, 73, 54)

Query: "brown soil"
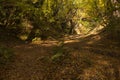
(0, 35, 120, 80)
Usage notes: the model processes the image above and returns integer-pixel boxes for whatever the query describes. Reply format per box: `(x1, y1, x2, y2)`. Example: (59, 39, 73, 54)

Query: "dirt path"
(0, 35, 120, 80)
(1, 43, 54, 80)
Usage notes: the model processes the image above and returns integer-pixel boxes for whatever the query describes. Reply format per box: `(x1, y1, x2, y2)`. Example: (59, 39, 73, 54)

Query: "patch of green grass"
(51, 41, 69, 62)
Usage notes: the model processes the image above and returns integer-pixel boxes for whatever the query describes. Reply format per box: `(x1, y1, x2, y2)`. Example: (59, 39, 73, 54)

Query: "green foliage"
(0, 46, 14, 64)
(0, 0, 119, 41)
(51, 41, 69, 62)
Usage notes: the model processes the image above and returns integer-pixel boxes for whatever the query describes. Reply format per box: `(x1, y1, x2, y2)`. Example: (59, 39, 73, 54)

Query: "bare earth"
(0, 35, 120, 80)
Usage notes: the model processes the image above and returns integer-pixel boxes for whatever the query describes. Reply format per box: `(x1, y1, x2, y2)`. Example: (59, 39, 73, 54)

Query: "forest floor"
(0, 34, 120, 80)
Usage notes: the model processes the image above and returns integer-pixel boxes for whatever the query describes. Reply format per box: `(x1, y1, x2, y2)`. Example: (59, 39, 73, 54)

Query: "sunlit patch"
(87, 41, 94, 44)
(79, 68, 106, 80)
(19, 35, 28, 40)
(88, 25, 105, 35)
(96, 60, 110, 66)
(64, 40, 79, 43)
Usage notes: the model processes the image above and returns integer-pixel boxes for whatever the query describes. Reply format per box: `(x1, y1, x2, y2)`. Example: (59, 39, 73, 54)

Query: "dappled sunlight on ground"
(0, 34, 120, 80)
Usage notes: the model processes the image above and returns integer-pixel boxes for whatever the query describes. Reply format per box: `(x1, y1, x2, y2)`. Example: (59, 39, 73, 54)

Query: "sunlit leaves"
(0, 0, 119, 40)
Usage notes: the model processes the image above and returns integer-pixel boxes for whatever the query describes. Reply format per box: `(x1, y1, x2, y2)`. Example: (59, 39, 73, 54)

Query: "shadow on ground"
(0, 35, 120, 80)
